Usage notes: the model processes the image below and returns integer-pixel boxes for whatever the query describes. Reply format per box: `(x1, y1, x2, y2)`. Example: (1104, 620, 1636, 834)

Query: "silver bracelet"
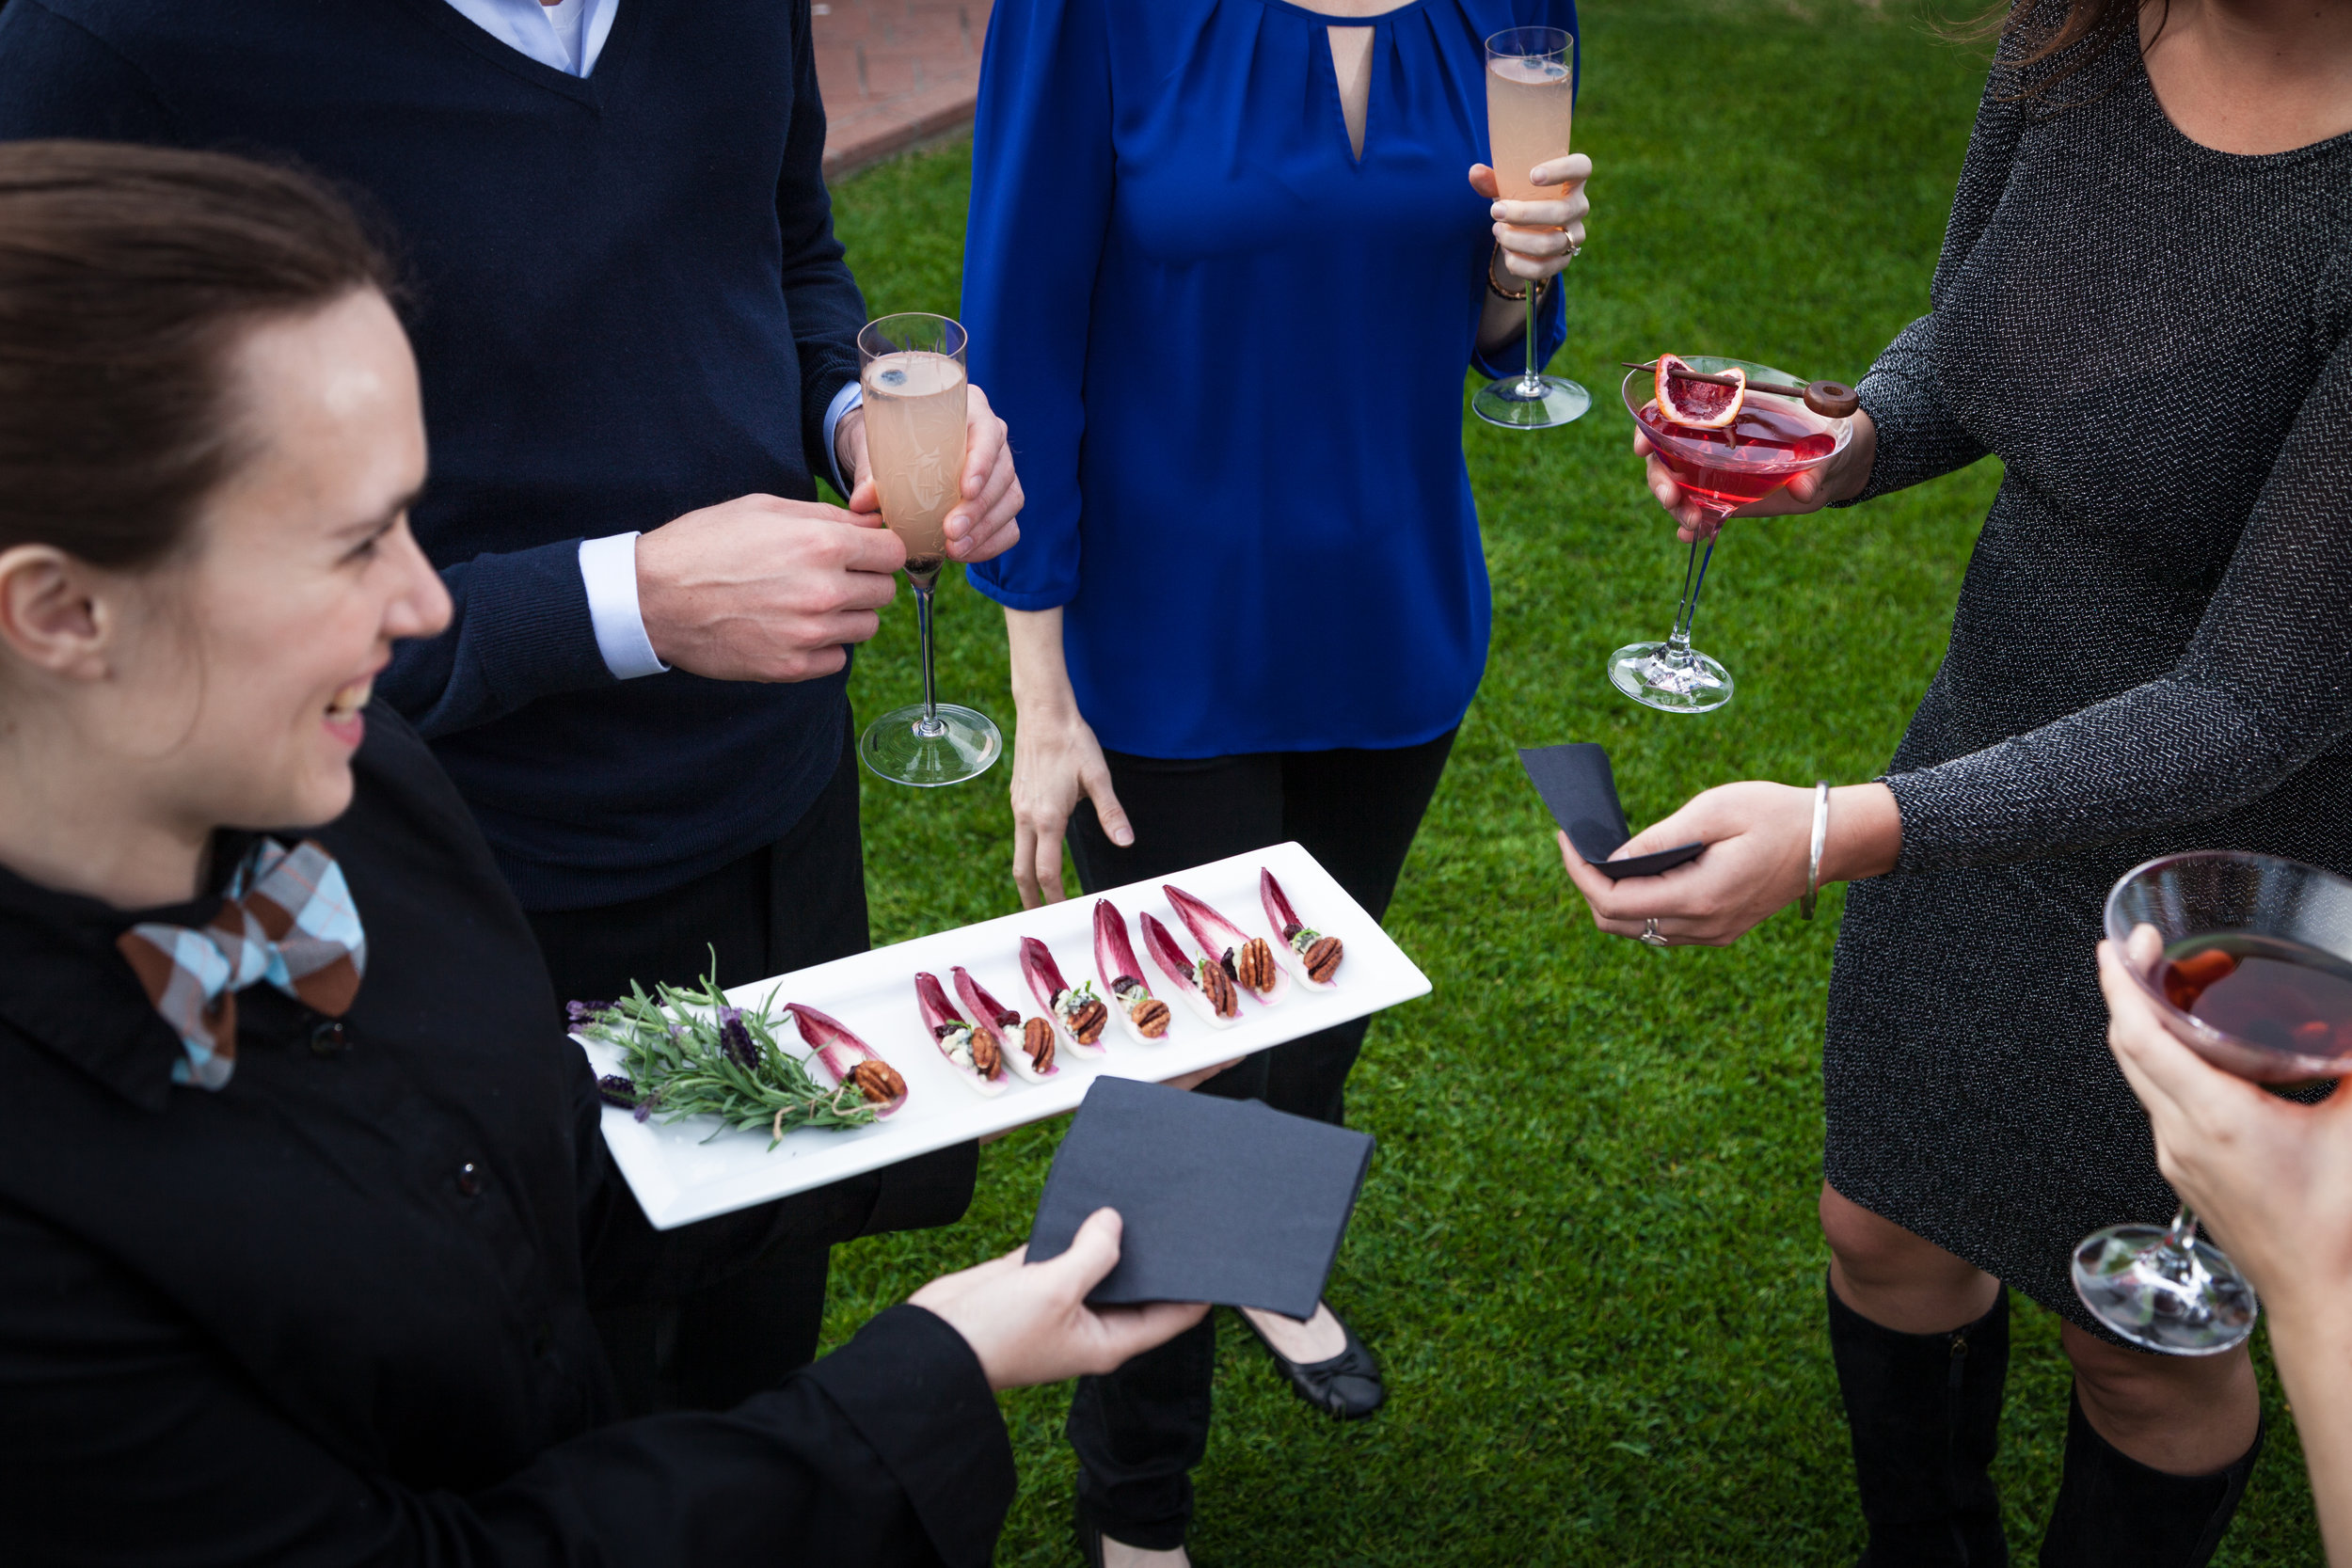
(1802, 782, 1831, 920)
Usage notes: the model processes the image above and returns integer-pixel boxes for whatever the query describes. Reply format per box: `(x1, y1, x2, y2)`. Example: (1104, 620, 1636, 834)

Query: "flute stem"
(1521, 284, 1541, 395)
(914, 578, 944, 736)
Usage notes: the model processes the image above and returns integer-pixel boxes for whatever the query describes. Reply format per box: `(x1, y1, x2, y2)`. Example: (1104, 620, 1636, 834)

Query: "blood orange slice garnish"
(1655, 355, 1744, 430)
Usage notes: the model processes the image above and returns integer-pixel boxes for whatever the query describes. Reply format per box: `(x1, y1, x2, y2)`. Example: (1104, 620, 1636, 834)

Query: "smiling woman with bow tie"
(0, 141, 1202, 1568)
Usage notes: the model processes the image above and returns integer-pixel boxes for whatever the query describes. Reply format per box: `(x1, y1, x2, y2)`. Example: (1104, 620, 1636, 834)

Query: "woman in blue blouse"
(962, 1, 1584, 1560)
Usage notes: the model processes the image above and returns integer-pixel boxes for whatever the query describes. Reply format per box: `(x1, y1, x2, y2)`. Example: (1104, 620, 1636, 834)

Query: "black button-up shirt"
(0, 708, 1013, 1564)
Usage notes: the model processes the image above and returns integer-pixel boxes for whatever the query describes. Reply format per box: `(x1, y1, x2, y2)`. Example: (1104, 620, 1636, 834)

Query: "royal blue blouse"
(963, 0, 1575, 757)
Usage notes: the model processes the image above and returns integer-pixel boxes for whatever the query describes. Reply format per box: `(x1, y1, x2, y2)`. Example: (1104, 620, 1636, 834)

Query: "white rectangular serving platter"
(577, 842, 1432, 1229)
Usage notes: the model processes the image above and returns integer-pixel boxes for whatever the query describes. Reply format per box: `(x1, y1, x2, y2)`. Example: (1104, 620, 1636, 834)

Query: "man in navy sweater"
(0, 0, 1025, 1411)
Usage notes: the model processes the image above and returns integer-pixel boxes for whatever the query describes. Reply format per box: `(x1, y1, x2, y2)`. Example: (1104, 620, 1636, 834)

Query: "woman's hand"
(1469, 154, 1590, 359)
(2096, 930, 2352, 1314)
(1009, 701, 1127, 908)
(1468, 152, 1590, 284)
(1004, 606, 1131, 908)
(1641, 404, 1880, 543)
(837, 383, 1025, 564)
(2099, 942, 2352, 1568)
(910, 1208, 1208, 1390)
(1557, 781, 1902, 947)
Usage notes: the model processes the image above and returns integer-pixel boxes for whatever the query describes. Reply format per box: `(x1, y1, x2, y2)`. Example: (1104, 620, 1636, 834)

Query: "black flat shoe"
(1241, 1303, 1385, 1420)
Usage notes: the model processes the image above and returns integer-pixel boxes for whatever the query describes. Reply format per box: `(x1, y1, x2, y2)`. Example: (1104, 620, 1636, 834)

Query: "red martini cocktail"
(1610, 356, 1852, 713)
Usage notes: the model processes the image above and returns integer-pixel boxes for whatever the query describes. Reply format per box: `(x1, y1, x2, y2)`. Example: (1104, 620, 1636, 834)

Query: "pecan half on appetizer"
(1023, 1015, 1057, 1072)
(788, 1004, 909, 1117)
(846, 1058, 906, 1104)
(1262, 867, 1343, 989)
(1140, 911, 1239, 1027)
(1095, 899, 1175, 1042)
(1110, 976, 1172, 1038)
(952, 965, 1060, 1084)
(1021, 937, 1110, 1055)
(1233, 937, 1279, 994)
(1164, 883, 1290, 1005)
(915, 972, 1008, 1097)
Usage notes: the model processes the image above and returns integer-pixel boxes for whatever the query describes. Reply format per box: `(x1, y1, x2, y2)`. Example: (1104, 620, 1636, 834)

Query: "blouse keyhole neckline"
(1329, 25, 1374, 163)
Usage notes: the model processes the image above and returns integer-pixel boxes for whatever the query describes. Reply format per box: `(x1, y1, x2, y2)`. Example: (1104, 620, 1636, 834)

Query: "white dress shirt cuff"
(578, 532, 669, 680)
(823, 379, 865, 497)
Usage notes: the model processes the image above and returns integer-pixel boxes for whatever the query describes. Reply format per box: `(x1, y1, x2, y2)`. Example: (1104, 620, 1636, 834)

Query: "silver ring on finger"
(1640, 919, 1670, 947)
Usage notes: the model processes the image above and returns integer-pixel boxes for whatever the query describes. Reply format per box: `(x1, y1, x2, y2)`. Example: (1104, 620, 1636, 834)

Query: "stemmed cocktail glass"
(1609, 357, 1851, 713)
(855, 313, 1003, 786)
(2073, 851, 2352, 1354)
(1471, 26, 1587, 430)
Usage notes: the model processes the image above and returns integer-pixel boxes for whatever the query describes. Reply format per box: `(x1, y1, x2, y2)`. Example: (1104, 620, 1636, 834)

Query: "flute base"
(858, 703, 1002, 787)
(2072, 1224, 2258, 1356)
(1473, 372, 1590, 429)
(1609, 640, 1733, 714)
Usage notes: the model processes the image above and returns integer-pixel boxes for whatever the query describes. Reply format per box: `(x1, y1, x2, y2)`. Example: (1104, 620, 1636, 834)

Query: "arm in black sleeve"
(1889, 257, 2352, 868)
(777, 0, 867, 483)
(0, 1198, 1014, 1568)
(375, 542, 617, 740)
(1836, 55, 2026, 505)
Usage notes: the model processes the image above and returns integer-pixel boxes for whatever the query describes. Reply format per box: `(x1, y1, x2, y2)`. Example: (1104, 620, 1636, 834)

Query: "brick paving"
(813, 0, 993, 181)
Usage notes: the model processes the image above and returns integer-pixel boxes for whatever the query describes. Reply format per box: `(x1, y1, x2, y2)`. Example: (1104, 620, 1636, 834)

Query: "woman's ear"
(0, 545, 115, 681)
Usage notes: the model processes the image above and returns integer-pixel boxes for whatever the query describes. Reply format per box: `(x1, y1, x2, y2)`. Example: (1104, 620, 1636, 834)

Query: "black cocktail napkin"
(1518, 742, 1706, 880)
(1025, 1076, 1375, 1318)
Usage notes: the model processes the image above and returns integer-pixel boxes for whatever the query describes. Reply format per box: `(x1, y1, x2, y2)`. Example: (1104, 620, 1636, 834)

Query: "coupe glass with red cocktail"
(1610, 356, 1851, 713)
(2075, 850, 2352, 1354)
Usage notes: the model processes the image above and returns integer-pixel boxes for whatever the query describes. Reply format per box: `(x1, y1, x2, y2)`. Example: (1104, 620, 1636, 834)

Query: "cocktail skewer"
(1619, 360, 1859, 420)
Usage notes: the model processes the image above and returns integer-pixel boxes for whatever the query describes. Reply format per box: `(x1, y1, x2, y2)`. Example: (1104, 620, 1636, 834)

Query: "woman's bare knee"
(2061, 1322, 2258, 1472)
(1821, 1185, 1978, 1286)
(1821, 1183, 1998, 1332)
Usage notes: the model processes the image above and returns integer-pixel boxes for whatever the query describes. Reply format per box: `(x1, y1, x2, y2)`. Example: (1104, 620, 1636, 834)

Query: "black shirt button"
(456, 1163, 482, 1197)
(309, 1020, 351, 1056)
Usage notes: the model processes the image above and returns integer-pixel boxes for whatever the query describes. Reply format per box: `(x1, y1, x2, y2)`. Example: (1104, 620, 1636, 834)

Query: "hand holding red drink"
(1608, 355, 1859, 712)
(1633, 356, 1879, 543)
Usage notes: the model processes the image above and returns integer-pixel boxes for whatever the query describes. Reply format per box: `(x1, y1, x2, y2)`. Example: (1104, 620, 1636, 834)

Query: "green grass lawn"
(817, 2, 2323, 1560)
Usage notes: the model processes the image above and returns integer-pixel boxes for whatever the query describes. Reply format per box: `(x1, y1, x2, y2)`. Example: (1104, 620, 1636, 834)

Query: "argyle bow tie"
(115, 838, 367, 1090)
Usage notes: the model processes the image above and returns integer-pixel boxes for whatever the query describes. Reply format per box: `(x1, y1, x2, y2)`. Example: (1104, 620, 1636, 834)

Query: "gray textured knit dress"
(1822, 25, 2352, 1329)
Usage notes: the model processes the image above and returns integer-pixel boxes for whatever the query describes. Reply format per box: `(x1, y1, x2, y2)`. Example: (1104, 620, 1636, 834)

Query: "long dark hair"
(0, 141, 393, 572)
(1957, 0, 2168, 97)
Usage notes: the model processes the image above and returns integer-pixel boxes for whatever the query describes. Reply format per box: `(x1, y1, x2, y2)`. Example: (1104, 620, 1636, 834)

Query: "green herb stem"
(581, 969, 878, 1148)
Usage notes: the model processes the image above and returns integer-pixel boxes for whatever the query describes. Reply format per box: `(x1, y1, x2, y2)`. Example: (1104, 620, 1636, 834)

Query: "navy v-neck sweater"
(0, 0, 866, 911)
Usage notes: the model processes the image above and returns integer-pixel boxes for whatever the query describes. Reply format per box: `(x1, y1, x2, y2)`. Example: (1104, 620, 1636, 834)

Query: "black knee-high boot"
(2038, 1393, 2262, 1568)
(1827, 1276, 2010, 1566)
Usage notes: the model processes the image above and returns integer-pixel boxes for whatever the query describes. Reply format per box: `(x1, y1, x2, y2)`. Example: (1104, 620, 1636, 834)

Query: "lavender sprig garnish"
(716, 1006, 758, 1071)
(572, 966, 878, 1148)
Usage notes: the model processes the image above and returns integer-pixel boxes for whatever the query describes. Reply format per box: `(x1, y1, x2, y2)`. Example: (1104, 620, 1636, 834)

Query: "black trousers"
(1062, 727, 1457, 1546)
(531, 712, 977, 1414)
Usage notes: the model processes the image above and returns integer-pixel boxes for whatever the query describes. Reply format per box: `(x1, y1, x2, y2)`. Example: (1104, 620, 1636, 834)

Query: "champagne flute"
(1471, 25, 1588, 430)
(854, 313, 1003, 786)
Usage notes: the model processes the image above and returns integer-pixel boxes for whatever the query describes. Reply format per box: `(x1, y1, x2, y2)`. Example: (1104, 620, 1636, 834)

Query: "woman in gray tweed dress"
(1563, 1, 2352, 1561)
